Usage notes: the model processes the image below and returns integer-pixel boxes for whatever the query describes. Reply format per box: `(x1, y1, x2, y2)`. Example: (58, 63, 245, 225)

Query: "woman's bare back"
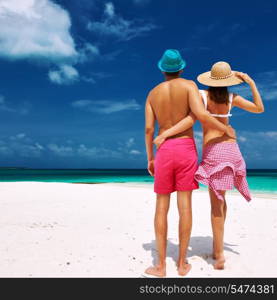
(201, 90, 235, 146)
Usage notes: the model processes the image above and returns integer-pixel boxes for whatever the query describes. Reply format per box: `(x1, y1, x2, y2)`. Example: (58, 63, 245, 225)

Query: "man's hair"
(164, 70, 181, 77)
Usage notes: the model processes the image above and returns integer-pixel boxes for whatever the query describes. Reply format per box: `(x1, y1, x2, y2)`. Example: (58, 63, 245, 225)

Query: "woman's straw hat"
(197, 61, 243, 87)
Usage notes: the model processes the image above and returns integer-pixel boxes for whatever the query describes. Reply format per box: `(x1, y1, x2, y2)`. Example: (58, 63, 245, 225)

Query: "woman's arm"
(153, 112, 196, 148)
(232, 72, 265, 113)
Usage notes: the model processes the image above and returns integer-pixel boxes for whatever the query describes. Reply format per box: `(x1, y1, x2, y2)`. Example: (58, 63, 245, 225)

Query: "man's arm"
(154, 112, 196, 148)
(145, 93, 155, 176)
(188, 82, 235, 137)
(155, 82, 235, 147)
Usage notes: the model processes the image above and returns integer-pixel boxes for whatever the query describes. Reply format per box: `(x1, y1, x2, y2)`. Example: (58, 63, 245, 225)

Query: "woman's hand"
(153, 134, 166, 149)
(235, 72, 254, 85)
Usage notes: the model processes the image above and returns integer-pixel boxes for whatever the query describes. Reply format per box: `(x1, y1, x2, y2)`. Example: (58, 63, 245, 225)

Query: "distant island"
(0, 167, 28, 169)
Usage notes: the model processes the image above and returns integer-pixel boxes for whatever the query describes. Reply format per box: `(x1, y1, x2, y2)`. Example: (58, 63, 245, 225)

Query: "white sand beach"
(0, 182, 276, 278)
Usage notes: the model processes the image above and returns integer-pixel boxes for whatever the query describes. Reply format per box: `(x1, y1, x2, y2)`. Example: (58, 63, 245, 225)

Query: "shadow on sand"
(143, 236, 239, 266)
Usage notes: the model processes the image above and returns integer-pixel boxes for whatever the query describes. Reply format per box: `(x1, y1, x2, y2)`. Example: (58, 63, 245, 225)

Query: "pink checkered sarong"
(195, 142, 251, 201)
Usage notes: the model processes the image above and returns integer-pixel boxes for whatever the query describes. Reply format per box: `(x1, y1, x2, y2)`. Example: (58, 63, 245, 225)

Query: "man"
(144, 49, 235, 277)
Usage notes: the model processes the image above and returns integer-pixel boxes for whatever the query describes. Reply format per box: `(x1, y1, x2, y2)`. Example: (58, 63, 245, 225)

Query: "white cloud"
(71, 99, 141, 114)
(78, 42, 100, 63)
(81, 71, 112, 84)
(117, 137, 142, 156)
(0, 133, 143, 160)
(104, 2, 115, 18)
(238, 136, 247, 142)
(46, 142, 121, 159)
(0, 145, 11, 156)
(35, 142, 44, 150)
(11, 133, 26, 140)
(237, 131, 277, 162)
(0, 0, 102, 85)
(0, 133, 44, 157)
(87, 1, 156, 41)
(0, 0, 77, 62)
(125, 138, 142, 155)
(20, 144, 44, 157)
(126, 138, 135, 148)
(130, 149, 141, 155)
(71, 100, 91, 108)
(0, 96, 14, 113)
(262, 131, 277, 139)
(48, 64, 79, 85)
(0, 95, 31, 115)
(47, 143, 74, 157)
(76, 144, 121, 159)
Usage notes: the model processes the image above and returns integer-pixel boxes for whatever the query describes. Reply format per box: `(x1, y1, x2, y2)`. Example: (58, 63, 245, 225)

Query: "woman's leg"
(209, 188, 226, 269)
(224, 199, 227, 222)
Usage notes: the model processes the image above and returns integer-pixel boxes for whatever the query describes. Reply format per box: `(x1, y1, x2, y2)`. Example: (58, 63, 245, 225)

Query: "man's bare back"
(148, 78, 195, 139)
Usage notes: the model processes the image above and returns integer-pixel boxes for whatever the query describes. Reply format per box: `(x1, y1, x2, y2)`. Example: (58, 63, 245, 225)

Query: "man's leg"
(145, 193, 170, 277)
(177, 191, 192, 276)
(209, 188, 226, 270)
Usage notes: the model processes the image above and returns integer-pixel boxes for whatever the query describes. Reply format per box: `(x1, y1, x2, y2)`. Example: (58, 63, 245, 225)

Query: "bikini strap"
(199, 90, 208, 109)
(228, 93, 234, 114)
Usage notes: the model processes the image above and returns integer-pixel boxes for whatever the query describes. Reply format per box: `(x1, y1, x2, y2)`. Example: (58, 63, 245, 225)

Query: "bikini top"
(199, 89, 233, 118)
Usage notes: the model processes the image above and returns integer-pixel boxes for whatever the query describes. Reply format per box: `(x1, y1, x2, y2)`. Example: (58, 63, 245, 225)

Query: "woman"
(154, 61, 264, 269)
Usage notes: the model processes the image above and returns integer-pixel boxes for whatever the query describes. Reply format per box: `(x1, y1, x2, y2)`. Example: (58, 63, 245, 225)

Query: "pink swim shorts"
(154, 138, 199, 194)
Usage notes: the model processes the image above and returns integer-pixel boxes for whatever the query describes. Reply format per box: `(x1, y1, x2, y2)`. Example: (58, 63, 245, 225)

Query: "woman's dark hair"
(208, 87, 229, 104)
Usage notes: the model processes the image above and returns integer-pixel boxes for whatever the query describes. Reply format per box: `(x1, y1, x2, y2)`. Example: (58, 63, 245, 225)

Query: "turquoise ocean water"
(0, 169, 276, 194)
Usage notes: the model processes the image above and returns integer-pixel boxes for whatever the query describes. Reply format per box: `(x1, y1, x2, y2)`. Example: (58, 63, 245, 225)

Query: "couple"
(144, 49, 264, 277)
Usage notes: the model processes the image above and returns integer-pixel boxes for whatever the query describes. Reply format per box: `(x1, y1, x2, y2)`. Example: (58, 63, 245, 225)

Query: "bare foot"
(144, 266, 166, 277)
(177, 263, 191, 276)
(213, 254, 225, 270)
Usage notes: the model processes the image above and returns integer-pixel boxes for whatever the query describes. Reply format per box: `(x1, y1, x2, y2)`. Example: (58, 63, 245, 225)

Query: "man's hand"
(153, 134, 166, 149)
(147, 160, 155, 176)
(225, 125, 236, 139)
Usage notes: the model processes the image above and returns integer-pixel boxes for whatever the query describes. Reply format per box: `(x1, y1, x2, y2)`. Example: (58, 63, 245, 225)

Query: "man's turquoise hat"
(158, 49, 186, 72)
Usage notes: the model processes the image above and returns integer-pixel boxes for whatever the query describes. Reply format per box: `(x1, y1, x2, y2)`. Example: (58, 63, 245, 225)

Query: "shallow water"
(0, 168, 276, 195)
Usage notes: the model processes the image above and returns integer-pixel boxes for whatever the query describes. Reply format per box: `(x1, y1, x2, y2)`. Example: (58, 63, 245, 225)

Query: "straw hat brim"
(197, 71, 243, 87)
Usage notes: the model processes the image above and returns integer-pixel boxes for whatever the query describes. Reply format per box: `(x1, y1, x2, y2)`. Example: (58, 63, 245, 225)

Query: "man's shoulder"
(147, 82, 167, 98)
(151, 81, 168, 90)
(179, 78, 198, 88)
(147, 79, 198, 98)
(151, 79, 197, 89)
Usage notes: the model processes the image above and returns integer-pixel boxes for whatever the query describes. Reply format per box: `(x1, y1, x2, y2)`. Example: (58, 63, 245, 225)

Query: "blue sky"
(0, 0, 276, 169)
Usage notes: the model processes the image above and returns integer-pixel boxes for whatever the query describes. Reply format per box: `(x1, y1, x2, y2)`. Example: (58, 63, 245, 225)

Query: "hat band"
(210, 72, 233, 80)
